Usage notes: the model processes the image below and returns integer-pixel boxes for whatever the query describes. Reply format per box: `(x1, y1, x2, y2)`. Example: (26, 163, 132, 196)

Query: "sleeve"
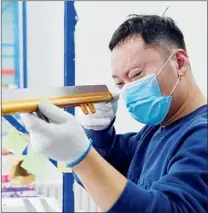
(73, 119, 147, 186)
(107, 125, 208, 213)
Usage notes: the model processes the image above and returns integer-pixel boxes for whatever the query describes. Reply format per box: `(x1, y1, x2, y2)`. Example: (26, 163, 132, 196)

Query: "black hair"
(109, 14, 186, 52)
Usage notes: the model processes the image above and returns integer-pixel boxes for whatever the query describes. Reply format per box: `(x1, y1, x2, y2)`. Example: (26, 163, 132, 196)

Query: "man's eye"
(116, 83, 124, 89)
(131, 72, 142, 81)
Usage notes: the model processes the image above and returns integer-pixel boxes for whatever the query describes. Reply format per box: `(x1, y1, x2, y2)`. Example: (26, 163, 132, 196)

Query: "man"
(21, 15, 207, 212)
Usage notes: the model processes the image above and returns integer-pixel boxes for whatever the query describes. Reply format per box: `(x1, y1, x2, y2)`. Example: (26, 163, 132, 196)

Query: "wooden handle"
(2, 92, 112, 115)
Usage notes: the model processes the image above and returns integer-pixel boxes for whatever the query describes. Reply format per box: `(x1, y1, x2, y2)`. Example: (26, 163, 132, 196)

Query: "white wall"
(26, 1, 64, 89)
(75, 1, 207, 133)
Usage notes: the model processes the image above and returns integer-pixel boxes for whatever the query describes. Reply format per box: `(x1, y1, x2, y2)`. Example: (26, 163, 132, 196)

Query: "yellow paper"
(21, 146, 48, 175)
(2, 128, 29, 154)
(57, 162, 72, 173)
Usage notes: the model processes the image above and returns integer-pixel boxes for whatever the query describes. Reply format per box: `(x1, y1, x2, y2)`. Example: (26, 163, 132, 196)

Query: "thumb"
(108, 90, 120, 104)
(106, 85, 120, 102)
(38, 100, 71, 123)
(111, 92, 120, 102)
(20, 113, 49, 132)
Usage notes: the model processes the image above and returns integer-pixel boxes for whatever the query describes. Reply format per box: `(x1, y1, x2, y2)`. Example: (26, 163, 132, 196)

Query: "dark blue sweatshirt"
(76, 105, 208, 213)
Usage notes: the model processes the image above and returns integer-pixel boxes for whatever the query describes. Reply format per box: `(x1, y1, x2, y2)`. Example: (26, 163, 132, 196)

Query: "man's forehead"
(112, 42, 144, 68)
(111, 37, 148, 69)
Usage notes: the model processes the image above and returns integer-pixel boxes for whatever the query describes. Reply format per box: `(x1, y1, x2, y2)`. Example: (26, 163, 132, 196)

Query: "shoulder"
(183, 105, 207, 139)
(171, 105, 207, 160)
(188, 105, 207, 125)
(171, 105, 207, 137)
(160, 105, 207, 161)
(168, 107, 207, 171)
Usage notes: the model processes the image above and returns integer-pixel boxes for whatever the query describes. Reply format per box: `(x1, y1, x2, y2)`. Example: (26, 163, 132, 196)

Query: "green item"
(2, 128, 29, 154)
(21, 145, 48, 175)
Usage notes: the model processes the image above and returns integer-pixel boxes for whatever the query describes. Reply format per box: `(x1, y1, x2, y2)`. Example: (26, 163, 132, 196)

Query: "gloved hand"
(20, 101, 91, 167)
(77, 93, 119, 131)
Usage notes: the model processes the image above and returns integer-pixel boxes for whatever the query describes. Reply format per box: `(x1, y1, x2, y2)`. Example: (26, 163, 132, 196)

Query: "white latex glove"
(77, 93, 119, 131)
(20, 101, 91, 167)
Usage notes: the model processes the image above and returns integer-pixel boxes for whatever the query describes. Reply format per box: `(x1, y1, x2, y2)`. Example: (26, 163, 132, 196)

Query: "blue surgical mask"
(121, 53, 180, 125)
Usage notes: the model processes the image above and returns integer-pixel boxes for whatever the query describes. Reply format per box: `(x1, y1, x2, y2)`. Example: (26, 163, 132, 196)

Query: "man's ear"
(175, 49, 189, 77)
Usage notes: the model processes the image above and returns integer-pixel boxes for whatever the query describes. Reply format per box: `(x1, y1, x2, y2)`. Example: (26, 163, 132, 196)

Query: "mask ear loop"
(150, 52, 176, 84)
(169, 77, 180, 96)
(155, 52, 176, 79)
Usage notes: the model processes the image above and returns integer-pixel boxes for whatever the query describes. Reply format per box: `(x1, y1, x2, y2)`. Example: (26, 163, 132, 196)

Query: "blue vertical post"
(13, 1, 20, 88)
(63, 1, 77, 212)
(21, 0, 28, 155)
(22, 0, 27, 88)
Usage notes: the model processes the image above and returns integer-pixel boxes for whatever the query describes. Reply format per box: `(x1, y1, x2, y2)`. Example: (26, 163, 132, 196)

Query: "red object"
(2, 151, 9, 156)
(2, 69, 15, 76)
(2, 175, 11, 183)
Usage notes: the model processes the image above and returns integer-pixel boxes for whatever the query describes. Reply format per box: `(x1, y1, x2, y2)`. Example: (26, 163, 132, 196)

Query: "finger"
(20, 113, 49, 132)
(77, 107, 113, 118)
(93, 102, 112, 111)
(36, 111, 50, 123)
(38, 100, 70, 123)
(81, 117, 111, 129)
(111, 92, 120, 102)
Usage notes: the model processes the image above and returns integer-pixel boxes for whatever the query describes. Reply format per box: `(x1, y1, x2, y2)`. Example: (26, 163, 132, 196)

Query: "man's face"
(111, 35, 190, 119)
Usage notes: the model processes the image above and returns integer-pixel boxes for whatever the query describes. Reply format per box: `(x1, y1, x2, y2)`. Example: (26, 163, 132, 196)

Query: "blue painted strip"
(3, 115, 29, 135)
(63, 1, 77, 212)
(63, 174, 74, 212)
(20, 0, 28, 154)
(49, 159, 57, 167)
(22, 0, 28, 88)
(13, 1, 20, 88)
(64, 4, 77, 90)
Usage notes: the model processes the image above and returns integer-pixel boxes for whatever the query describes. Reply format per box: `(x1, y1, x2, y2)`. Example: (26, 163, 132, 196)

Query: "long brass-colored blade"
(2, 85, 112, 115)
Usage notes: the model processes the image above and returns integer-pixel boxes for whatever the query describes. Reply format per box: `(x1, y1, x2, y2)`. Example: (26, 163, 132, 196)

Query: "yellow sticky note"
(2, 128, 29, 154)
(21, 146, 48, 175)
(57, 162, 72, 173)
